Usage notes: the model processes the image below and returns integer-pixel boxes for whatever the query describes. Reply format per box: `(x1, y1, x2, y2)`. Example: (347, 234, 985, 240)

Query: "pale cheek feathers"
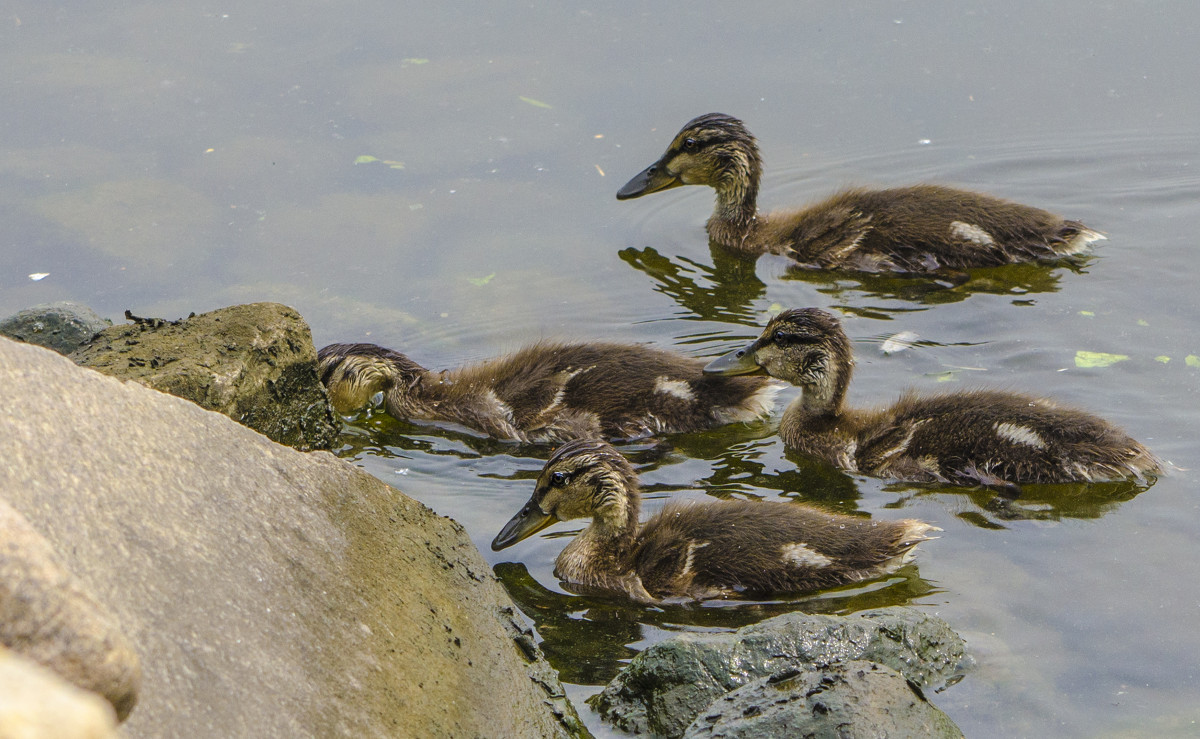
(780, 542, 833, 568)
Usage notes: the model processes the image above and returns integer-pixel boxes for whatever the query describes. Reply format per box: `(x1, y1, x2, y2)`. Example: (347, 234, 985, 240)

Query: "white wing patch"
(680, 540, 711, 575)
(950, 221, 995, 246)
(781, 542, 833, 568)
(994, 422, 1047, 450)
(654, 376, 696, 402)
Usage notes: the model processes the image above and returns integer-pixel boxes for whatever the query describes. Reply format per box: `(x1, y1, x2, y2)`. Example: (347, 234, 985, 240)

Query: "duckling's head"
(704, 308, 852, 413)
(617, 113, 762, 202)
(318, 343, 426, 415)
(491, 439, 640, 551)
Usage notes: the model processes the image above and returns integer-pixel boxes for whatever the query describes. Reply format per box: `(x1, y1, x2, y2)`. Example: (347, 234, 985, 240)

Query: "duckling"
(491, 438, 936, 603)
(318, 341, 780, 443)
(617, 114, 1104, 273)
(704, 308, 1160, 487)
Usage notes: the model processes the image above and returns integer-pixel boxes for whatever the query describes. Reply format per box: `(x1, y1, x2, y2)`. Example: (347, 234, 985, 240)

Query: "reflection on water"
(493, 561, 939, 685)
(619, 244, 1092, 326)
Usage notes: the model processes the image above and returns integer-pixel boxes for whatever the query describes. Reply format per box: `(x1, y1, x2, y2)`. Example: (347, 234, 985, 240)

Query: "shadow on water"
(619, 244, 1093, 325)
(493, 561, 940, 685)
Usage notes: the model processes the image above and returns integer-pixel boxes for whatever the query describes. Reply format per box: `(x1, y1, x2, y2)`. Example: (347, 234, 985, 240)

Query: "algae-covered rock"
(0, 301, 111, 355)
(70, 302, 339, 451)
(0, 646, 119, 739)
(1, 336, 586, 738)
(684, 660, 963, 739)
(0, 497, 141, 721)
(590, 607, 969, 738)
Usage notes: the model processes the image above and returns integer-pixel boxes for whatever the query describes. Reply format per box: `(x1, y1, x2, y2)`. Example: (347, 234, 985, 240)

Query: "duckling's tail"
(893, 521, 941, 566)
(318, 343, 415, 415)
(1054, 220, 1106, 256)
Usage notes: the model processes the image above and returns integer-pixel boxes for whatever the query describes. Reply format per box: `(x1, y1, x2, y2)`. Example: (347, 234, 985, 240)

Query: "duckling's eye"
(682, 137, 697, 149)
(772, 329, 791, 344)
(550, 470, 568, 486)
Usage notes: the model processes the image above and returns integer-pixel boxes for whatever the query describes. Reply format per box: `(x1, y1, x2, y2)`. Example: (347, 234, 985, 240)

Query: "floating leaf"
(1074, 350, 1129, 368)
(28, 272, 49, 281)
(1078, 310, 1095, 317)
(1155, 355, 1171, 364)
(880, 330, 918, 355)
(354, 155, 379, 164)
(402, 58, 430, 65)
(383, 159, 405, 170)
(467, 273, 496, 286)
(1187, 355, 1200, 369)
(1137, 319, 1150, 327)
(519, 96, 553, 109)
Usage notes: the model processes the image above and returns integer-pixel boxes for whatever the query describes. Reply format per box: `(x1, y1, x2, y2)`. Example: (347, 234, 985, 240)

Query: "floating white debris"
(29, 273, 49, 281)
(881, 330, 919, 355)
(918, 138, 932, 145)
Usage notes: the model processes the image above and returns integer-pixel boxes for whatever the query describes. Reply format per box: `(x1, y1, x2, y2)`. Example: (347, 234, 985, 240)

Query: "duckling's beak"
(616, 160, 683, 200)
(703, 341, 764, 376)
(491, 499, 556, 551)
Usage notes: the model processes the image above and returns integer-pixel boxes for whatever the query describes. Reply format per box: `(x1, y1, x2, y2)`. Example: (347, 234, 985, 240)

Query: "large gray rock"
(0, 646, 119, 739)
(590, 607, 968, 738)
(684, 660, 963, 739)
(0, 301, 111, 355)
(0, 336, 585, 738)
(70, 302, 339, 451)
(0, 497, 141, 720)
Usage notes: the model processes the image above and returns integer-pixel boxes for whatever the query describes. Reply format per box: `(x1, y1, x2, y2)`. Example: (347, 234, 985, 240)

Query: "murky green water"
(4, 2, 1199, 736)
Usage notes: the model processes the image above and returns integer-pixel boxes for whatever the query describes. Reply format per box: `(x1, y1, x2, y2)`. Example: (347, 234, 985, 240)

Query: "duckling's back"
(631, 500, 933, 600)
(473, 342, 779, 440)
(773, 185, 1102, 272)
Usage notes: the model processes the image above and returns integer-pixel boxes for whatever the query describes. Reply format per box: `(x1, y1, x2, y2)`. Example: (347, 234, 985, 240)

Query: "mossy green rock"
(590, 607, 968, 738)
(70, 302, 339, 451)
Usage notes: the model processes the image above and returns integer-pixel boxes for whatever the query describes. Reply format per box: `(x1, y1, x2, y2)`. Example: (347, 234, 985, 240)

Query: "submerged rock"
(0, 498, 141, 721)
(0, 646, 119, 739)
(70, 302, 339, 451)
(0, 301, 111, 355)
(590, 607, 969, 738)
(684, 660, 963, 738)
(1, 336, 586, 737)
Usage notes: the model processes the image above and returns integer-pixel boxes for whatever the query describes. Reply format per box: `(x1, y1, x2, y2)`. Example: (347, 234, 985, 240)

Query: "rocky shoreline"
(1, 302, 968, 737)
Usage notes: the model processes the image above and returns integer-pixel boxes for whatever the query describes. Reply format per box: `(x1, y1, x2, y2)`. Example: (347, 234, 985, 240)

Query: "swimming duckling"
(617, 114, 1104, 273)
(318, 341, 780, 443)
(491, 438, 936, 603)
(704, 308, 1160, 487)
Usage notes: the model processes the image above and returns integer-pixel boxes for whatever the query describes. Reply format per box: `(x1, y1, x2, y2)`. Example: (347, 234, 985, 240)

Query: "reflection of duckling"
(705, 308, 1160, 487)
(618, 114, 1104, 273)
(491, 439, 936, 603)
(318, 342, 779, 443)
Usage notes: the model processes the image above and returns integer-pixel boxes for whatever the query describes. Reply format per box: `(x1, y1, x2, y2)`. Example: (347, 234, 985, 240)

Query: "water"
(4, 2, 1199, 736)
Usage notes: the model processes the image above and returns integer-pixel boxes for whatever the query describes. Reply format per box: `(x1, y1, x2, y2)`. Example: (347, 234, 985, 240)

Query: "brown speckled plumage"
(617, 114, 1104, 272)
(318, 341, 779, 443)
(491, 439, 936, 603)
(705, 308, 1161, 487)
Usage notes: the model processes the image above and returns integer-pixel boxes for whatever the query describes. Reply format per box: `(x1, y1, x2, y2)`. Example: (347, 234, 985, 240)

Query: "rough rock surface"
(0, 646, 119, 739)
(70, 302, 339, 451)
(0, 301, 111, 355)
(0, 336, 585, 738)
(590, 607, 968, 738)
(684, 660, 963, 738)
(0, 497, 141, 720)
